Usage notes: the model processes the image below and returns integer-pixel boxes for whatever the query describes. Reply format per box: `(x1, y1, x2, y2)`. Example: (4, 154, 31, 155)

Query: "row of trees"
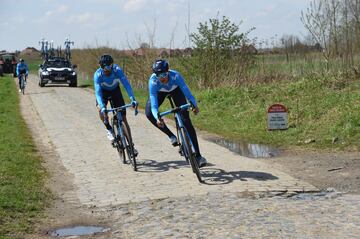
(301, 0, 360, 67)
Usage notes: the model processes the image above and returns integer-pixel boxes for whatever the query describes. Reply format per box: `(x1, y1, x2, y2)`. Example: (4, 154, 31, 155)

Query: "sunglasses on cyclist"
(102, 65, 112, 71)
(157, 72, 168, 78)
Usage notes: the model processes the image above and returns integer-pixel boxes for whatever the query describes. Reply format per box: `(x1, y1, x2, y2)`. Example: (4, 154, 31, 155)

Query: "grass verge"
(132, 75, 360, 150)
(191, 75, 360, 149)
(0, 76, 50, 239)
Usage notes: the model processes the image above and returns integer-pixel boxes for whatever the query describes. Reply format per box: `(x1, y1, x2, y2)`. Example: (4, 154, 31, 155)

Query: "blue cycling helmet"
(99, 54, 113, 68)
(152, 59, 169, 74)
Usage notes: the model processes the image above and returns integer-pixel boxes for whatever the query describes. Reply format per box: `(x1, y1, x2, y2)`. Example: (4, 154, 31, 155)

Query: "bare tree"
(347, 0, 360, 52)
(301, 0, 331, 67)
(281, 34, 301, 62)
(144, 17, 157, 48)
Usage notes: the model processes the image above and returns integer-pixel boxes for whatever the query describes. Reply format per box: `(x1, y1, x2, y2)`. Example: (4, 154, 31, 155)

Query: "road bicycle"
(159, 96, 203, 183)
(106, 102, 138, 171)
(19, 73, 26, 95)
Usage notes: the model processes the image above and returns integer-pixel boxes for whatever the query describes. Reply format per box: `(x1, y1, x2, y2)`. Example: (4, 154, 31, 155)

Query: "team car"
(38, 57, 77, 87)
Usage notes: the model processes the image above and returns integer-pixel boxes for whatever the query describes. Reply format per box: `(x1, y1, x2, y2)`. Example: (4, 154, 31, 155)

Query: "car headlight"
(71, 71, 76, 76)
(41, 71, 49, 76)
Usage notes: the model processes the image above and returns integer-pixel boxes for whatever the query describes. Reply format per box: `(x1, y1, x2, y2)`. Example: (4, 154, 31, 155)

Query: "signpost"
(267, 104, 288, 130)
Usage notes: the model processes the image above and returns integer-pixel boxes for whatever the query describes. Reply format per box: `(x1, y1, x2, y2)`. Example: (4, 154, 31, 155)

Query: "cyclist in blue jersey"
(145, 59, 207, 167)
(94, 55, 138, 154)
(16, 59, 29, 93)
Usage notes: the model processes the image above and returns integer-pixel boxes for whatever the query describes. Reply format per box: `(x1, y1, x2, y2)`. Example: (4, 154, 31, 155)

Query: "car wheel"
(39, 79, 45, 87)
(69, 79, 77, 87)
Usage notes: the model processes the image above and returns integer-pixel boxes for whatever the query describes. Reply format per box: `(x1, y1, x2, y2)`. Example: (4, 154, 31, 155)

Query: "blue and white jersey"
(16, 63, 29, 75)
(94, 64, 135, 110)
(149, 70, 197, 120)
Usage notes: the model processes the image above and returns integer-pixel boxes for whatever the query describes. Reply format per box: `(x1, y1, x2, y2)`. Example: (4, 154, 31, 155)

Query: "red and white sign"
(267, 104, 288, 130)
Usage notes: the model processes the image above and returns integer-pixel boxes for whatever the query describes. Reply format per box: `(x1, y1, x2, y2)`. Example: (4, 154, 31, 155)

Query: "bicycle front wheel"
(180, 127, 202, 183)
(122, 122, 137, 171)
(20, 77, 25, 95)
(112, 117, 126, 164)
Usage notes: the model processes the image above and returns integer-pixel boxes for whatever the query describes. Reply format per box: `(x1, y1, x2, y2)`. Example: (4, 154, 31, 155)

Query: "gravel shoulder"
(262, 148, 360, 194)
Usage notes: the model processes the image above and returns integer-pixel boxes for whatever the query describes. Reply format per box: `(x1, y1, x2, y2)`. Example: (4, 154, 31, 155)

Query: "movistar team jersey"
(16, 63, 29, 75)
(148, 69, 197, 120)
(94, 64, 135, 110)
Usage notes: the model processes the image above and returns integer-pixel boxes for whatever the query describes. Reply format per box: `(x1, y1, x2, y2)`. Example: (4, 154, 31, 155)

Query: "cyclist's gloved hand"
(156, 119, 165, 128)
(131, 100, 138, 107)
(192, 106, 199, 115)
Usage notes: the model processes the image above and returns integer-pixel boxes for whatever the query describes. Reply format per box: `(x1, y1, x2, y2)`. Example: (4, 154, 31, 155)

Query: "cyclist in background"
(16, 59, 29, 93)
(94, 54, 138, 155)
(145, 59, 207, 167)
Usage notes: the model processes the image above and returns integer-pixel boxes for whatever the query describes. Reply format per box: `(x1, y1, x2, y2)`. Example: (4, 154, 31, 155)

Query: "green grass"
(131, 75, 360, 150)
(191, 76, 360, 149)
(27, 60, 42, 73)
(0, 76, 50, 239)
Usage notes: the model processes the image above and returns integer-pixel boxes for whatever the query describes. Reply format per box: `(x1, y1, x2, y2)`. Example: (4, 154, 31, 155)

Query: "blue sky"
(0, 0, 312, 51)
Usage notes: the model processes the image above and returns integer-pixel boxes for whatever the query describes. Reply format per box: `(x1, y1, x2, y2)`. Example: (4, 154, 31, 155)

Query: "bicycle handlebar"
(106, 102, 139, 116)
(159, 103, 191, 118)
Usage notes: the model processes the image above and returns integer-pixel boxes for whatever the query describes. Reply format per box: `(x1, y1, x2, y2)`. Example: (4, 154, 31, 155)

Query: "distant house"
(242, 44, 258, 54)
(159, 49, 170, 58)
(121, 47, 195, 58)
(183, 47, 193, 56)
(21, 47, 40, 55)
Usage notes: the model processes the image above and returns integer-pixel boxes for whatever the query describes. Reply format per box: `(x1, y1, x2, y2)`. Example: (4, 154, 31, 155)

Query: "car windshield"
(45, 60, 71, 68)
(1, 55, 15, 61)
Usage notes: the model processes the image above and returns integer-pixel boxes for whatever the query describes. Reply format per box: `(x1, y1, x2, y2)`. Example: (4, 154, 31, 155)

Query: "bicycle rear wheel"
(122, 122, 137, 171)
(112, 117, 126, 164)
(179, 127, 202, 183)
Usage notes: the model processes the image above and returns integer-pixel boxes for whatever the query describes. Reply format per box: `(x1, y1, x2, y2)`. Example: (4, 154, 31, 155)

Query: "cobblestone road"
(21, 76, 360, 238)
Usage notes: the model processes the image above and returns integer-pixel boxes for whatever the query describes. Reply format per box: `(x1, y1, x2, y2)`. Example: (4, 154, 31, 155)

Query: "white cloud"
(255, 4, 277, 18)
(123, 0, 148, 12)
(45, 5, 69, 17)
(65, 12, 107, 27)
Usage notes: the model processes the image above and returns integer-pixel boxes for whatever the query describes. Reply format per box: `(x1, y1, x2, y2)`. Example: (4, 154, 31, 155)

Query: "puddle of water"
(49, 226, 108, 237)
(207, 137, 279, 158)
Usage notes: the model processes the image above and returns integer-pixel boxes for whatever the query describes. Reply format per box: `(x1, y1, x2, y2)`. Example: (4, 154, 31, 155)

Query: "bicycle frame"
(107, 103, 138, 144)
(106, 102, 138, 170)
(159, 103, 195, 153)
(19, 73, 26, 94)
(159, 98, 203, 183)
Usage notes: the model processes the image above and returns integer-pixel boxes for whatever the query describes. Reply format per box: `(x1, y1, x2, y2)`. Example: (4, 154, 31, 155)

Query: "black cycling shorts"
(96, 87, 126, 116)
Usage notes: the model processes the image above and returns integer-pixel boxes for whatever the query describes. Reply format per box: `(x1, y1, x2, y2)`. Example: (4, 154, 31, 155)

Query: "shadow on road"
(136, 159, 189, 172)
(78, 84, 92, 88)
(42, 84, 72, 88)
(136, 159, 278, 186)
(201, 168, 279, 185)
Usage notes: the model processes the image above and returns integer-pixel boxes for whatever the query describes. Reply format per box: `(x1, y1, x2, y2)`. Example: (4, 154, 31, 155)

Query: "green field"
(0, 76, 49, 239)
